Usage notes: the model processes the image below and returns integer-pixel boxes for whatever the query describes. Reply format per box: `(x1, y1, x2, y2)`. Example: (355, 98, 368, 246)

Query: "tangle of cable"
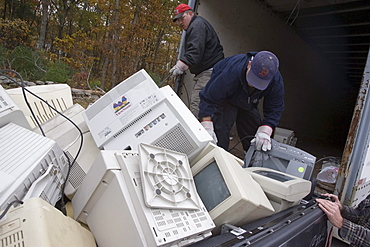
(0, 69, 84, 211)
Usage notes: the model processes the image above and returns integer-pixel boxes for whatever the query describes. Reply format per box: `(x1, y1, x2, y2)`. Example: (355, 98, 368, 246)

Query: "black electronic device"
(244, 139, 316, 180)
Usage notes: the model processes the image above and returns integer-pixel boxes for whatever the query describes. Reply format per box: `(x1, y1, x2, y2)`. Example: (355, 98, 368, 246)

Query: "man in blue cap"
(198, 51, 284, 152)
(171, 3, 224, 117)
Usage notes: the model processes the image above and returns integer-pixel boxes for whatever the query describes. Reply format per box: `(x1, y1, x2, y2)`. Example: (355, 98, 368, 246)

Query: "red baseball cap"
(173, 4, 192, 22)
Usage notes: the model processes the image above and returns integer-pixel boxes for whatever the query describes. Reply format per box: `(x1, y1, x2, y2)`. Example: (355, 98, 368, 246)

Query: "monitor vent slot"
(40, 190, 51, 204)
(29, 98, 69, 127)
(65, 151, 86, 189)
(1, 230, 24, 247)
(154, 126, 194, 155)
(0, 95, 9, 108)
(113, 109, 153, 139)
(189, 210, 209, 229)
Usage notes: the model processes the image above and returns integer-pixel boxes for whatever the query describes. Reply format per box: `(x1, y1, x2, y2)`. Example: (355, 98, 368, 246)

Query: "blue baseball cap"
(247, 51, 279, 90)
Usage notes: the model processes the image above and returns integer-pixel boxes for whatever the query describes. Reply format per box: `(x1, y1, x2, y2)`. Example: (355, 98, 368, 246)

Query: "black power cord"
(0, 200, 23, 220)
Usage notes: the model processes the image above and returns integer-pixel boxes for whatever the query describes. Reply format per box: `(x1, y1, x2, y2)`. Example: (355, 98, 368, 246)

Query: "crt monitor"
(244, 139, 316, 180)
(244, 167, 312, 212)
(72, 149, 215, 247)
(0, 122, 68, 211)
(0, 197, 96, 247)
(0, 84, 30, 130)
(82, 69, 212, 162)
(190, 143, 275, 233)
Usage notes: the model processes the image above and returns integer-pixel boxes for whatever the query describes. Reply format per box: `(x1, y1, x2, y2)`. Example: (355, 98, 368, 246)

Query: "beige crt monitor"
(190, 143, 275, 233)
(6, 84, 73, 128)
(244, 167, 312, 212)
(0, 197, 96, 247)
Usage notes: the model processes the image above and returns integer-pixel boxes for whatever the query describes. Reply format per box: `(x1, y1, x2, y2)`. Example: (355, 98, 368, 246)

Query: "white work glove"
(251, 125, 273, 151)
(170, 60, 189, 77)
(201, 120, 218, 143)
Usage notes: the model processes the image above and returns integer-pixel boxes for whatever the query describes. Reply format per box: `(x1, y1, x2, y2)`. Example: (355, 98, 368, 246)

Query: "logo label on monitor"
(113, 96, 130, 115)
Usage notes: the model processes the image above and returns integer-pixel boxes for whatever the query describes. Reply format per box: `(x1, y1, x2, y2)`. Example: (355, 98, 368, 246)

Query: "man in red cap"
(171, 3, 224, 117)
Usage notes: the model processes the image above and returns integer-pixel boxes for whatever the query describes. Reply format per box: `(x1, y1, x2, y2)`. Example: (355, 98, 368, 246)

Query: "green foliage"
(89, 79, 102, 89)
(7, 46, 47, 80)
(0, 45, 74, 83)
(43, 60, 72, 83)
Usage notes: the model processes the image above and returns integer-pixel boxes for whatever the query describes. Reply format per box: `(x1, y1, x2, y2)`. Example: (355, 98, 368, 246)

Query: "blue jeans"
(213, 104, 262, 151)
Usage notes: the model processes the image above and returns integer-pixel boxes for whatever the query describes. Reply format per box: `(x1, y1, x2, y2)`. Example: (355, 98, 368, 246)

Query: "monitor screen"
(193, 161, 231, 211)
(191, 143, 275, 234)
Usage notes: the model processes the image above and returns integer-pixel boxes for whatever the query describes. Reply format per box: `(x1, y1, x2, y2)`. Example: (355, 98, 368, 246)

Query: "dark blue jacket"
(180, 16, 224, 75)
(199, 52, 284, 129)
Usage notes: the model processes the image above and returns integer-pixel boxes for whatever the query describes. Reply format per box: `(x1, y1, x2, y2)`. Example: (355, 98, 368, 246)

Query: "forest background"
(0, 0, 182, 90)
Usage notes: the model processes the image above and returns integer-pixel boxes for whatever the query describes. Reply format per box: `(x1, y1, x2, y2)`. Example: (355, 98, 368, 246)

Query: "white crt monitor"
(0, 84, 30, 130)
(82, 69, 212, 161)
(190, 143, 275, 233)
(0, 123, 68, 211)
(245, 167, 312, 212)
(72, 149, 215, 247)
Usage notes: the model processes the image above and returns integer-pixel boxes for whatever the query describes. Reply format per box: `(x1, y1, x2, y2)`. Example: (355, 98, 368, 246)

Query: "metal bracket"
(221, 223, 247, 236)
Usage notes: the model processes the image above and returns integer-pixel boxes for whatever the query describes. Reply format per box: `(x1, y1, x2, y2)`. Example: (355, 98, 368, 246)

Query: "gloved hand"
(201, 120, 218, 143)
(170, 60, 189, 77)
(251, 125, 273, 151)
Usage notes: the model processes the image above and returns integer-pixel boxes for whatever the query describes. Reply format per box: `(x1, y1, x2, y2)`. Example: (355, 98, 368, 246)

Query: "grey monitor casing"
(244, 139, 316, 180)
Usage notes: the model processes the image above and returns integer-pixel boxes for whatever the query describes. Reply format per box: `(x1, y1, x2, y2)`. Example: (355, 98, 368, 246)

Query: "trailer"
(175, 0, 370, 245)
(177, 0, 370, 206)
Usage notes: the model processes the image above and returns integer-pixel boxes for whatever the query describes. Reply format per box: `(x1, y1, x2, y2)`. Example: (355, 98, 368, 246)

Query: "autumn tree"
(1, 0, 182, 90)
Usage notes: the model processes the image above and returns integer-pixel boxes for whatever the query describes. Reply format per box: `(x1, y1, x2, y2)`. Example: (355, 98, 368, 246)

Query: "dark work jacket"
(180, 15, 224, 75)
(199, 52, 285, 129)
